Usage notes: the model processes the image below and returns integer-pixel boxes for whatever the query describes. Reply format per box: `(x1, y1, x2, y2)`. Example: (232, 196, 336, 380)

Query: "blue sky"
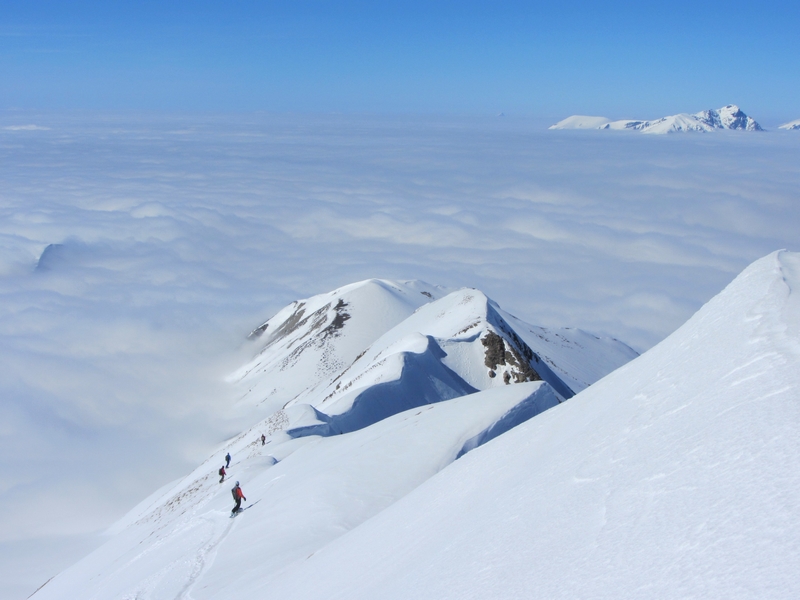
(2, 1, 798, 120)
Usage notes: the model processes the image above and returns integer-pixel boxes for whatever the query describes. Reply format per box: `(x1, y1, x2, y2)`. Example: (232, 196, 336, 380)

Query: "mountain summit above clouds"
(779, 118, 800, 130)
(28, 279, 635, 600)
(229, 278, 636, 432)
(29, 255, 800, 599)
(550, 104, 763, 134)
(258, 251, 800, 600)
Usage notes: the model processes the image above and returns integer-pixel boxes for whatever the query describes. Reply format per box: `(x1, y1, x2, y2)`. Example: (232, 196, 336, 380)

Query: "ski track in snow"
(22, 252, 800, 600)
(173, 517, 232, 600)
(32, 382, 563, 600)
(97, 514, 232, 600)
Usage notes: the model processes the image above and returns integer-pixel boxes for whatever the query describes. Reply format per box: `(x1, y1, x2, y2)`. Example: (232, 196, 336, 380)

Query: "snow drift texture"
(228, 279, 634, 433)
(260, 250, 800, 600)
(30, 280, 633, 599)
(30, 250, 800, 598)
(550, 104, 763, 134)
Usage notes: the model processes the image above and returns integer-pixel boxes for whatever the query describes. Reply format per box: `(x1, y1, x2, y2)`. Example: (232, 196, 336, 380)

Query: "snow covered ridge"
(550, 104, 764, 134)
(28, 279, 636, 600)
(229, 278, 638, 434)
(30, 253, 800, 599)
(778, 118, 800, 130)
(255, 250, 800, 600)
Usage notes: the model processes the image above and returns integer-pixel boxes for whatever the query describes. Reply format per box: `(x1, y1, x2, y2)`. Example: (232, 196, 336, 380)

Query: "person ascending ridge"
(218, 465, 226, 483)
(231, 481, 246, 516)
(261, 434, 266, 446)
(225, 453, 231, 469)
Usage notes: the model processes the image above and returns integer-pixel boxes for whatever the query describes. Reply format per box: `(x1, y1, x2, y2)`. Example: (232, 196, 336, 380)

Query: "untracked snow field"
(255, 250, 800, 600)
(1, 112, 799, 598)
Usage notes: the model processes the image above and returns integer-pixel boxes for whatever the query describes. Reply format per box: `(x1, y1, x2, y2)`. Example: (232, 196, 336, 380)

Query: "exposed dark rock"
(270, 302, 308, 344)
(488, 370, 496, 378)
(322, 299, 351, 336)
(457, 321, 480, 335)
(481, 330, 542, 384)
(420, 291, 433, 298)
(247, 323, 269, 340)
(276, 300, 351, 372)
(482, 331, 507, 369)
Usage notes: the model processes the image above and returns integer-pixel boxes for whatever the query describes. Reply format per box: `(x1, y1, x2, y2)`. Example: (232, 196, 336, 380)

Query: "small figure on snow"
(218, 465, 226, 483)
(231, 481, 246, 515)
(225, 452, 231, 468)
(261, 434, 266, 446)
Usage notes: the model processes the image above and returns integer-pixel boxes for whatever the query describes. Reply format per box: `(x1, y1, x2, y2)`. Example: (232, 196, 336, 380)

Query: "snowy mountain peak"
(695, 104, 763, 131)
(551, 105, 763, 134)
(29, 278, 636, 600)
(266, 285, 600, 438)
(779, 118, 800, 130)
(248, 249, 800, 600)
(30, 253, 800, 600)
(217, 282, 638, 464)
(231, 281, 635, 429)
(230, 278, 447, 411)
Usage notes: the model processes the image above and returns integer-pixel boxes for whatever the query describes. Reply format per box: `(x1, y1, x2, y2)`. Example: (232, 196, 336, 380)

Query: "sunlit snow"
(28, 250, 800, 600)
(551, 104, 763, 133)
(2, 112, 799, 598)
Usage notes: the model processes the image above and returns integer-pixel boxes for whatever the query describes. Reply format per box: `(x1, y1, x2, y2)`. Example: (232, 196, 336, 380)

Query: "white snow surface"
(228, 278, 448, 413)
(28, 277, 636, 600)
(554, 104, 763, 134)
(230, 280, 637, 437)
(254, 250, 800, 600)
(31, 251, 800, 599)
(778, 118, 800, 130)
(32, 382, 561, 600)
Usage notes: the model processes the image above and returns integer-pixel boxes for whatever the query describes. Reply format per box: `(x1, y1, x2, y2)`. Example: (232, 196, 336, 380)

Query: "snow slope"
(31, 383, 561, 600)
(261, 250, 800, 600)
(228, 279, 447, 413)
(28, 278, 637, 600)
(30, 251, 800, 599)
(118, 281, 634, 533)
(231, 282, 636, 437)
(779, 118, 800, 130)
(553, 104, 763, 134)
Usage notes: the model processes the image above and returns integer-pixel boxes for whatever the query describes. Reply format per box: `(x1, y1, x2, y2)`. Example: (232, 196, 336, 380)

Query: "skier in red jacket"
(218, 466, 226, 483)
(231, 482, 246, 515)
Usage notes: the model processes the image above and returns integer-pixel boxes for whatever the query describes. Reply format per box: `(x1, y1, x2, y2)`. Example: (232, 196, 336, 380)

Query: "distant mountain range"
(779, 118, 800, 130)
(550, 105, 764, 134)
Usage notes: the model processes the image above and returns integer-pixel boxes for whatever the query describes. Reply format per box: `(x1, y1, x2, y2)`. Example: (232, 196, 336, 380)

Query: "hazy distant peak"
(548, 115, 611, 130)
(551, 104, 763, 134)
(694, 104, 763, 131)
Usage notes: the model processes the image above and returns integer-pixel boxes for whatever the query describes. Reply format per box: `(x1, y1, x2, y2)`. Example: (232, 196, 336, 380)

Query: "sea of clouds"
(1, 111, 798, 598)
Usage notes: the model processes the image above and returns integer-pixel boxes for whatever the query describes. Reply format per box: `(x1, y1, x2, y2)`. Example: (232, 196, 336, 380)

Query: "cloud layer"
(1, 111, 798, 597)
